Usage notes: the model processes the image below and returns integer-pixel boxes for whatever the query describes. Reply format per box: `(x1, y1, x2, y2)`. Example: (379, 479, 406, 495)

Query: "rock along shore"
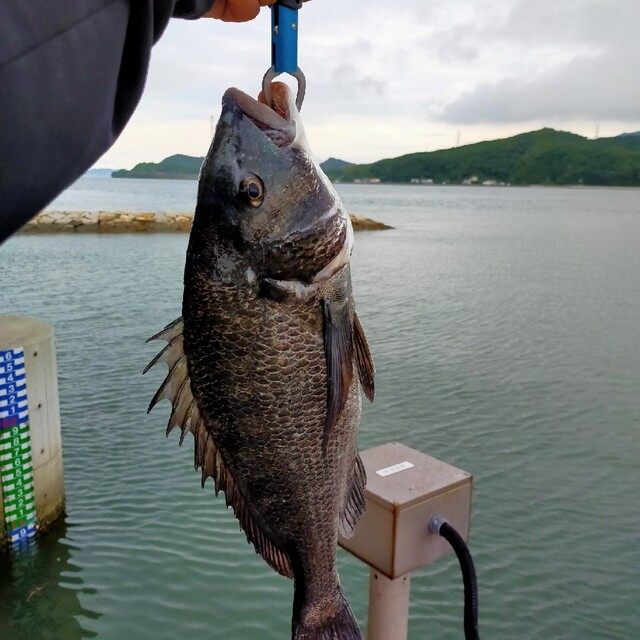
(18, 211, 392, 234)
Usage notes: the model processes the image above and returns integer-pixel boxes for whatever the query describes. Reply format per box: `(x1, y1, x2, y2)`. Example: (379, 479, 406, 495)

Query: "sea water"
(1, 179, 639, 639)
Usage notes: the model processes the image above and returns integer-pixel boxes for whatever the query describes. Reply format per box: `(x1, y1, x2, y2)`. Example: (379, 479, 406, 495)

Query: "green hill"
(110, 130, 640, 186)
(325, 129, 640, 187)
(320, 157, 354, 172)
(112, 154, 354, 180)
(112, 154, 204, 179)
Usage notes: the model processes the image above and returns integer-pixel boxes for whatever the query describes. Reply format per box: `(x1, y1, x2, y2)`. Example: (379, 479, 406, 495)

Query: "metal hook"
(262, 67, 306, 112)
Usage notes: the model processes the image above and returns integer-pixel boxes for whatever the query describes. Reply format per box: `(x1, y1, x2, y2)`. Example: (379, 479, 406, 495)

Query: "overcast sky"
(99, 0, 640, 169)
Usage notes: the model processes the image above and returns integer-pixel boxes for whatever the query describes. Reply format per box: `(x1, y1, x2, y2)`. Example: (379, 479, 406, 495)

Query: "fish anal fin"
(322, 298, 354, 453)
(339, 454, 367, 539)
(353, 312, 375, 402)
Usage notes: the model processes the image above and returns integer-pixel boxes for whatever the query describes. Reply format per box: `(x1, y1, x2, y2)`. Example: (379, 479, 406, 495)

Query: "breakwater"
(18, 211, 392, 234)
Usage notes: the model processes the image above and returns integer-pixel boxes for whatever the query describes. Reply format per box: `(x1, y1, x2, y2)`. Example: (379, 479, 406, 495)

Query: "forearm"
(0, 0, 214, 243)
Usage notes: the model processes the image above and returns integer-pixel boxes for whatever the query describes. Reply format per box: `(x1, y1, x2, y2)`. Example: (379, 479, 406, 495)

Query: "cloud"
(440, 46, 640, 124)
(437, 0, 640, 124)
(98, 0, 640, 168)
(331, 62, 385, 97)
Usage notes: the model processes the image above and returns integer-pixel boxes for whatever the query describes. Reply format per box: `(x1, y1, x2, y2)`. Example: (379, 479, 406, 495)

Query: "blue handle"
(271, 4, 299, 73)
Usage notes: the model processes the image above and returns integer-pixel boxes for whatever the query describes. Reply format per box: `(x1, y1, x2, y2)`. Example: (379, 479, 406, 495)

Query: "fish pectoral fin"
(353, 312, 375, 402)
(339, 454, 367, 539)
(145, 318, 293, 579)
(321, 297, 355, 452)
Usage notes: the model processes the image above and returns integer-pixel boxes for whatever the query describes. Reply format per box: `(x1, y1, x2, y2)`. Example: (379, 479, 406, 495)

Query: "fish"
(145, 82, 375, 640)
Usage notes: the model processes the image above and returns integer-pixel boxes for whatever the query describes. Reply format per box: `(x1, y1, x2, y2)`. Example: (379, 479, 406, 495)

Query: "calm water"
(1, 179, 639, 639)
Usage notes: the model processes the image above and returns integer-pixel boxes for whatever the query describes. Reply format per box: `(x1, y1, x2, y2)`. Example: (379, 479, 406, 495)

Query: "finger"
(206, 0, 263, 22)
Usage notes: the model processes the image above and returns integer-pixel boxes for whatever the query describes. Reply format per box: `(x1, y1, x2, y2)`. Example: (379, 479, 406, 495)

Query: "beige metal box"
(339, 442, 472, 579)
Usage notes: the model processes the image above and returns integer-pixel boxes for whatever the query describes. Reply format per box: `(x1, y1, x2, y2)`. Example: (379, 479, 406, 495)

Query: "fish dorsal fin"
(144, 318, 293, 579)
(339, 453, 367, 539)
(192, 427, 293, 578)
(353, 312, 375, 402)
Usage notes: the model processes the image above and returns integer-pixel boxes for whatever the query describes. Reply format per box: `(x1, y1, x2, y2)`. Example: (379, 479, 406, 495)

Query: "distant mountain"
(112, 154, 204, 179)
(85, 168, 114, 177)
(320, 158, 354, 172)
(324, 128, 640, 187)
(110, 130, 640, 187)
(609, 132, 640, 151)
(112, 154, 356, 180)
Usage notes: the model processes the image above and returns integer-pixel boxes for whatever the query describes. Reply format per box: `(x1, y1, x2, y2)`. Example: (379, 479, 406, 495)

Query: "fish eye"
(239, 175, 265, 208)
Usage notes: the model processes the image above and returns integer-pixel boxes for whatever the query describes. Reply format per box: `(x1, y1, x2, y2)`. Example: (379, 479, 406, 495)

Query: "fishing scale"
(262, 0, 306, 110)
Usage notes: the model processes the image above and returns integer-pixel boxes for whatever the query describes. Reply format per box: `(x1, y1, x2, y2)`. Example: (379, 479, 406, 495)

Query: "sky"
(98, 0, 640, 170)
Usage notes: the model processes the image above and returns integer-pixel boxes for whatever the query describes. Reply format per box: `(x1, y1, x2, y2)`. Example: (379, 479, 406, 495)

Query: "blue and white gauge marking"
(0, 348, 37, 544)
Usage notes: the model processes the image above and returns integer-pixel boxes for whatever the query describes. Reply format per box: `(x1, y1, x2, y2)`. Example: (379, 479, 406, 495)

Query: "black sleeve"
(0, 0, 214, 243)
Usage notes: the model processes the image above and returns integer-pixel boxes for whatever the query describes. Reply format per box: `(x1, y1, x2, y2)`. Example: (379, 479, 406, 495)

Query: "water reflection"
(0, 517, 100, 640)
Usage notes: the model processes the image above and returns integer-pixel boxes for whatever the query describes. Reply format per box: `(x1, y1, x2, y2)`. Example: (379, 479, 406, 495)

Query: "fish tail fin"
(292, 588, 363, 640)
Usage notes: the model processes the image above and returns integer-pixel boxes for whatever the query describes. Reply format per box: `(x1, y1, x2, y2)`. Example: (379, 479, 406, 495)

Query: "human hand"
(204, 0, 277, 22)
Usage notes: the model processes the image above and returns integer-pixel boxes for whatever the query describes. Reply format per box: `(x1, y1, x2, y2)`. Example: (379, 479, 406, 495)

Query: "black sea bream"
(146, 82, 374, 640)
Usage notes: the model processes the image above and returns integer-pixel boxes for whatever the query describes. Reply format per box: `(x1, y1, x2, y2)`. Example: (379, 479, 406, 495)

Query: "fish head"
(193, 82, 350, 283)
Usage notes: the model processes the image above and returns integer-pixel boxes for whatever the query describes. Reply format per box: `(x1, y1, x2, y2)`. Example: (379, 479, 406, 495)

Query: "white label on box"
(376, 461, 414, 477)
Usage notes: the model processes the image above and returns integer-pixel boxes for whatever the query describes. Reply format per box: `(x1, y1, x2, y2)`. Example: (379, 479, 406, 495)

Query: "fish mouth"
(223, 83, 299, 149)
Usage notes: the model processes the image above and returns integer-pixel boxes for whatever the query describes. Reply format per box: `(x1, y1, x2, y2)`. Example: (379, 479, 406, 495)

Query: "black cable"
(430, 518, 480, 640)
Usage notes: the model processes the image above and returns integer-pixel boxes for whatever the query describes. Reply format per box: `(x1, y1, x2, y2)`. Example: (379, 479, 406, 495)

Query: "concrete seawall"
(18, 211, 392, 234)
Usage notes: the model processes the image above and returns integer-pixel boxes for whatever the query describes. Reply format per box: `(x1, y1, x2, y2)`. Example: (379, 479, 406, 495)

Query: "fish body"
(146, 83, 374, 640)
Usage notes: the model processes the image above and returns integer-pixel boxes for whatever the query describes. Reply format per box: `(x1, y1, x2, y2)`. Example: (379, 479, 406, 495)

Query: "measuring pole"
(0, 316, 65, 550)
(0, 346, 37, 544)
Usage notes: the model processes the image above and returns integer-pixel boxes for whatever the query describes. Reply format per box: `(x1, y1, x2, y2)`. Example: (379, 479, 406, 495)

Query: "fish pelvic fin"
(145, 318, 294, 579)
(292, 587, 363, 640)
(339, 454, 367, 539)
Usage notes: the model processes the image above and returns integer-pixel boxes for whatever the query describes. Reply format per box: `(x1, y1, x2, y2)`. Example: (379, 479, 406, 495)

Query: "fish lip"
(222, 87, 296, 147)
